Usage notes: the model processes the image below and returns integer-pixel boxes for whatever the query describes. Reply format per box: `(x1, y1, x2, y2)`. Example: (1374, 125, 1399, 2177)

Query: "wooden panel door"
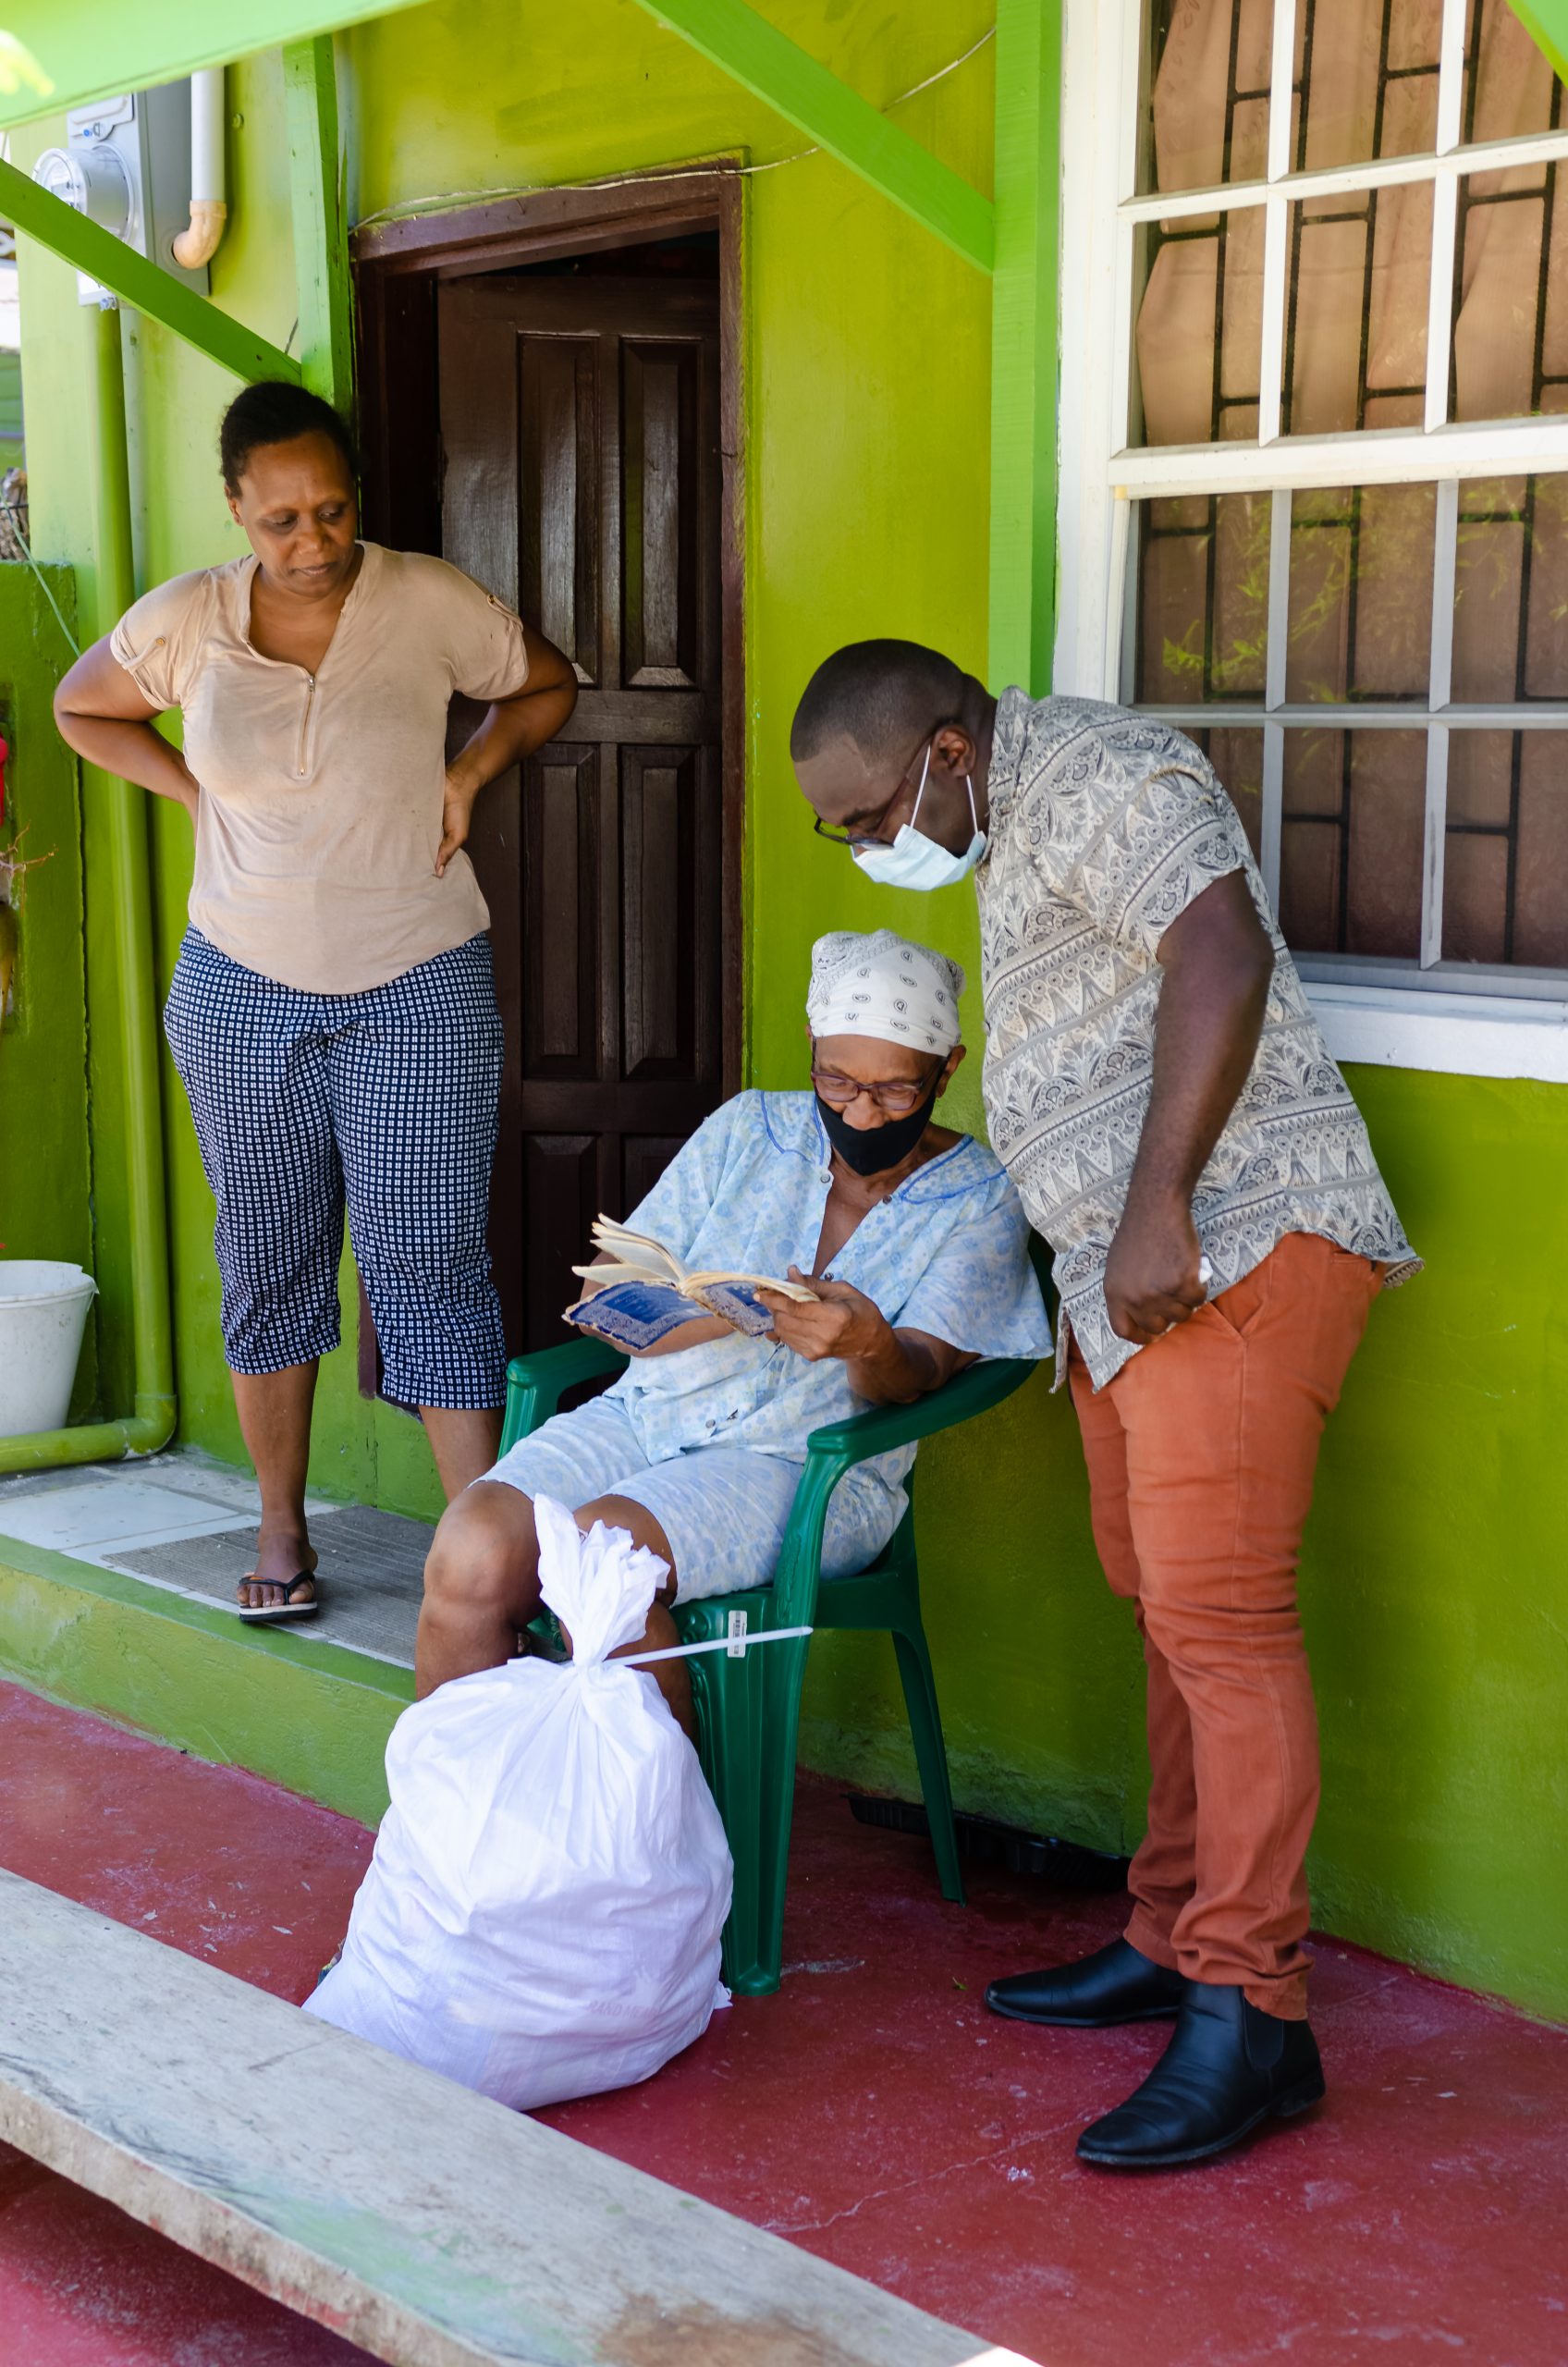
(437, 275, 726, 1351)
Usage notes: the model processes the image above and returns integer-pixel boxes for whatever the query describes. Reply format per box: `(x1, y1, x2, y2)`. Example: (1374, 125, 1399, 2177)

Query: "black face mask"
(815, 1078, 941, 1178)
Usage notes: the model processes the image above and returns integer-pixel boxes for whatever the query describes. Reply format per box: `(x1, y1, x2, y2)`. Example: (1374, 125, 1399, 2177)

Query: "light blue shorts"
(484, 1395, 905, 1602)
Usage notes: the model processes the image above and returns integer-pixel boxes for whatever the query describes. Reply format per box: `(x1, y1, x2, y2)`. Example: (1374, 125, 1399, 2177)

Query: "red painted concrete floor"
(2, 1677, 1566, 2367)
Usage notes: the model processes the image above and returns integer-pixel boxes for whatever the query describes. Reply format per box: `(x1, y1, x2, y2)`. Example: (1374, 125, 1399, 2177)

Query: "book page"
(587, 1216, 687, 1286)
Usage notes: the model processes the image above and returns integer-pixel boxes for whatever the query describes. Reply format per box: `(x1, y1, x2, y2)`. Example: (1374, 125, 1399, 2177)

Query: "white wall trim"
(1054, 0, 1140, 703)
(1054, 0, 1568, 1085)
(1308, 984, 1568, 1084)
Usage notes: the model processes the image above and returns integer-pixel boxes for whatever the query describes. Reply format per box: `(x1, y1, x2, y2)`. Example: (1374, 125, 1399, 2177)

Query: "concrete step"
(0, 1453, 434, 1821)
(0, 1868, 1039, 2367)
(0, 1453, 430, 1667)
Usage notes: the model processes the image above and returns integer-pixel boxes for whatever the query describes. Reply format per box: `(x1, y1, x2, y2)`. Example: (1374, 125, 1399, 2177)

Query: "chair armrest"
(500, 1338, 627, 1453)
(801, 1355, 1037, 1469)
(767, 1356, 1040, 1630)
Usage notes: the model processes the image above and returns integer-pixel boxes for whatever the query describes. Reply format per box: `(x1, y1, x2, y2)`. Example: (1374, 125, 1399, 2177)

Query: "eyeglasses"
(811, 1065, 936, 1116)
(811, 727, 945, 850)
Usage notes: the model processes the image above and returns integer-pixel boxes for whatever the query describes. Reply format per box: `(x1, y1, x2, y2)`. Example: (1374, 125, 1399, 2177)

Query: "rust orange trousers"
(1069, 1232, 1381, 2019)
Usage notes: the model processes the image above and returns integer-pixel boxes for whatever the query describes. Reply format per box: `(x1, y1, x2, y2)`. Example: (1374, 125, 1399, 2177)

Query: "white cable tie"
(618, 1624, 813, 1669)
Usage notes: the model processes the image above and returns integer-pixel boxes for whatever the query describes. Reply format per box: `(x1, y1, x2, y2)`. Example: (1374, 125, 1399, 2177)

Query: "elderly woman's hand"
(759, 1267, 889, 1364)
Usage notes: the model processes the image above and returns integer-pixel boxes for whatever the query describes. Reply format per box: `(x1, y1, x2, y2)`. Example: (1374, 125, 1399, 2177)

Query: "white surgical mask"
(851, 741, 986, 892)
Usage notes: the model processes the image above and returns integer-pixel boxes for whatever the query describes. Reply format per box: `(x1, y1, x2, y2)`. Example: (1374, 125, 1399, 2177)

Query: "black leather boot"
(986, 1938, 1187, 2029)
(1076, 1981, 1325, 2167)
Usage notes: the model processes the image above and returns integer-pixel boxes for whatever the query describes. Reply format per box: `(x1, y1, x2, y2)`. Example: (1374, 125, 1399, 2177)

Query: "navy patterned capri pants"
(164, 928, 508, 1408)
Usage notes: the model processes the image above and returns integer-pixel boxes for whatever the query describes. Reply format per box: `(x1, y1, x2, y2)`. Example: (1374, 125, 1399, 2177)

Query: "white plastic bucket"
(0, 1261, 98, 1438)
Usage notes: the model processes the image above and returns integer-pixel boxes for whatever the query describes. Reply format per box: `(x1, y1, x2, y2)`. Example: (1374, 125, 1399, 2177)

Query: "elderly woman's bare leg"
(418, 1482, 693, 1737)
(418, 1480, 542, 1696)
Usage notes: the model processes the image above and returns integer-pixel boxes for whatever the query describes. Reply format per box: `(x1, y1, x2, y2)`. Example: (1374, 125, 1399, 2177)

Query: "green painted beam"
(987, 0, 1060, 695)
(284, 35, 354, 411)
(0, 3, 424, 134)
(0, 155, 299, 386)
(1508, 0, 1568, 78)
(632, 0, 995, 274)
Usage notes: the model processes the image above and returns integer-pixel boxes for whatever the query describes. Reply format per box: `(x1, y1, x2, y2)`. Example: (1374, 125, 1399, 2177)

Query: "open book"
(564, 1216, 817, 1352)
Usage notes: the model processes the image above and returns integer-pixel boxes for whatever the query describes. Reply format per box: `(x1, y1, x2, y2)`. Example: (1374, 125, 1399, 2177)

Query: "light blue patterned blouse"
(603, 1091, 1052, 1480)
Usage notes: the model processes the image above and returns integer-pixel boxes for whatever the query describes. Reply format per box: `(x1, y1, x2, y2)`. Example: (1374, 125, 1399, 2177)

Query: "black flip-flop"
(236, 1572, 319, 1624)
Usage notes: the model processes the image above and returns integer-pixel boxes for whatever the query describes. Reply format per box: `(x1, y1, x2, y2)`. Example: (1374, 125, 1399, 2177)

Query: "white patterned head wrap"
(805, 928, 965, 1055)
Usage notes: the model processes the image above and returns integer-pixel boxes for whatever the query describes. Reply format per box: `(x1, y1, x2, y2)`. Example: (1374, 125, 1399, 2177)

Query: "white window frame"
(1056, 0, 1568, 1084)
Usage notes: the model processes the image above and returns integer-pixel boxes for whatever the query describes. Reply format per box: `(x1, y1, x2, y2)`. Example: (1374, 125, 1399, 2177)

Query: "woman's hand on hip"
(435, 766, 479, 877)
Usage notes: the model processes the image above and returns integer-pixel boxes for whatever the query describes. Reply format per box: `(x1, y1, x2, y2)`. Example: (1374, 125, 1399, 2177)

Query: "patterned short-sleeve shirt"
(975, 689, 1420, 1392)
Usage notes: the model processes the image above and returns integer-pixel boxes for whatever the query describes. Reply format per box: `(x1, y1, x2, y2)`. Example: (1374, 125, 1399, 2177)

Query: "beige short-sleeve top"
(109, 542, 529, 995)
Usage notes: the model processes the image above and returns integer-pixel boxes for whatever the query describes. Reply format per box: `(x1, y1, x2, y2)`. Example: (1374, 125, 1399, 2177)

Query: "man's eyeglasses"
(811, 727, 945, 850)
(811, 1066, 935, 1117)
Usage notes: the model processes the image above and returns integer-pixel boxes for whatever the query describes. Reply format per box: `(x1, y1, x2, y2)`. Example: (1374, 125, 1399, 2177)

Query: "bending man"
(792, 643, 1419, 2170)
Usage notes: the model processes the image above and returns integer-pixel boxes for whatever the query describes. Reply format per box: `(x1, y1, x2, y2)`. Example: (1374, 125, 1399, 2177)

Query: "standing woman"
(54, 381, 578, 1621)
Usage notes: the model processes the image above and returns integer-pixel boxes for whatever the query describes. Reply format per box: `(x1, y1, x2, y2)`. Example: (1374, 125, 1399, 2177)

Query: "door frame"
(352, 170, 746, 1397)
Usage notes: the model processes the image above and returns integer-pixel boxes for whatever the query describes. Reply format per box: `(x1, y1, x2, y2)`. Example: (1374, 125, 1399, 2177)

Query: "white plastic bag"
(306, 1495, 732, 2110)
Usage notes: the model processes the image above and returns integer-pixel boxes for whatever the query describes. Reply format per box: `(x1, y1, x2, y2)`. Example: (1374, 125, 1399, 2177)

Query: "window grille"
(1063, 0, 1568, 1005)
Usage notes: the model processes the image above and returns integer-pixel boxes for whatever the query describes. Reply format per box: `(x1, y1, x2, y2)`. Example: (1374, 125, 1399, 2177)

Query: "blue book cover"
(563, 1281, 702, 1351)
(564, 1277, 785, 1351)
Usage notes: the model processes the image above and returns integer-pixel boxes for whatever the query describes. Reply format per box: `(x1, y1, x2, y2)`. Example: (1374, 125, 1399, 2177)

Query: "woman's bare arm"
(759, 1271, 977, 1404)
(436, 624, 581, 875)
(54, 637, 199, 816)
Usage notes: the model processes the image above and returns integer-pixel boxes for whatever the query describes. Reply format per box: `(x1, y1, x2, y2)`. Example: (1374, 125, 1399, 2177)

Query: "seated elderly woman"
(418, 927, 1051, 1728)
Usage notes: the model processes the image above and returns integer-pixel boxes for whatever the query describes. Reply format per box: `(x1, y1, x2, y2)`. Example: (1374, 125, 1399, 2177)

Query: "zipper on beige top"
(296, 675, 316, 779)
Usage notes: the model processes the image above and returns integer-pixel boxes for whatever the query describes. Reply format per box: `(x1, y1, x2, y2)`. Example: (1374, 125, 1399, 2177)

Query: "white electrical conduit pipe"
(172, 67, 227, 269)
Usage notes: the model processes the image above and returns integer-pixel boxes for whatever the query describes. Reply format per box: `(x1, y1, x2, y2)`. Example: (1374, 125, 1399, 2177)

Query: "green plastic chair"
(499, 1336, 1038, 1996)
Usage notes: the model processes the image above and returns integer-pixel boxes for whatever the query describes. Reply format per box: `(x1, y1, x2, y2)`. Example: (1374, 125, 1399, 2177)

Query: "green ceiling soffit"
(0, 153, 299, 382)
(631, 0, 995, 273)
(1508, 1, 1568, 78)
(0, 2, 422, 132)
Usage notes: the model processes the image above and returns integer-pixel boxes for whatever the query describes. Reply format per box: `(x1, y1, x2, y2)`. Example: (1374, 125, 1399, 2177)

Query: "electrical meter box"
(32, 82, 209, 306)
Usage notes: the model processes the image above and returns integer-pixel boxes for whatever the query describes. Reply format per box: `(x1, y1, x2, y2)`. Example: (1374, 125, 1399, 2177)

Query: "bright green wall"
(8, 1, 1568, 2021)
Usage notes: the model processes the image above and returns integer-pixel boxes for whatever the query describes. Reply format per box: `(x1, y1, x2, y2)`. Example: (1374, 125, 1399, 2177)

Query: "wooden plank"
(0, 1, 423, 134)
(284, 33, 355, 412)
(631, 0, 995, 273)
(0, 1870, 1041, 2367)
(987, 0, 1060, 694)
(0, 154, 299, 386)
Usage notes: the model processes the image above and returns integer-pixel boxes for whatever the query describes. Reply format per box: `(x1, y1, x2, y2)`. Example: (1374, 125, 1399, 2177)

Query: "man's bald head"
(790, 640, 966, 771)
